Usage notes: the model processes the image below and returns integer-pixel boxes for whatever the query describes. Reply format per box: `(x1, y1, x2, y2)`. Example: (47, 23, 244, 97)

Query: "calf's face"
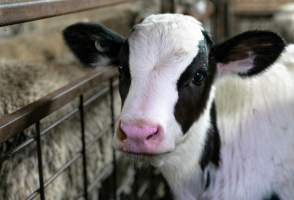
(64, 14, 285, 158)
(115, 15, 215, 155)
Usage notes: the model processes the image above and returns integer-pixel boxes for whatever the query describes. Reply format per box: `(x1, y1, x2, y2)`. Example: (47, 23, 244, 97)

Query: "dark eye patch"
(118, 41, 130, 70)
(177, 40, 209, 90)
(175, 38, 216, 134)
(118, 41, 131, 104)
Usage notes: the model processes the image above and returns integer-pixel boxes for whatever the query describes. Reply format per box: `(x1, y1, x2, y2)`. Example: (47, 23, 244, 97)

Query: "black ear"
(63, 23, 125, 67)
(211, 31, 286, 76)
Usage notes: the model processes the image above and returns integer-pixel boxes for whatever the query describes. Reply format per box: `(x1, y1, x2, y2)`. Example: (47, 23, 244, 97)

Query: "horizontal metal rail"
(75, 162, 113, 199)
(24, 125, 114, 200)
(26, 153, 81, 200)
(0, 67, 118, 144)
(0, 0, 135, 26)
(0, 108, 79, 160)
(87, 163, 113, 193)
(1, 82, 118, 160)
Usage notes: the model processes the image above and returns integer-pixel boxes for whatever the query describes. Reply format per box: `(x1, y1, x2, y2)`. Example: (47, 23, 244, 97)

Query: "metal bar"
(44, 153, 80, 188)
(0, 67, 118, 144)
(26, 152, 81, 200)
(1, 137, 35, 160)
(87, 163, 113, 193)
(86, 127, 111, 152)
(41, 108, 79, 135)
(26, 188, 40, 200)
(109, 78, 117, 200)
(0, 0, 135, 26)
(35, 122, 46, 200)
(76, 163, 113, 199)
(83, 80, 118, 107)
(79, 95, 89, 200)
(1, 108, 78, 160)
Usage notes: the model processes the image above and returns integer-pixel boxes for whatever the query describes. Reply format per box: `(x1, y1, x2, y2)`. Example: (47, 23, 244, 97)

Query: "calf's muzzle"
(117, 120, 164, 154)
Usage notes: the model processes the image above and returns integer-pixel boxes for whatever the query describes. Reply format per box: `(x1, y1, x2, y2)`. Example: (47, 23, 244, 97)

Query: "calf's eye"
(193, 69, 207, 86)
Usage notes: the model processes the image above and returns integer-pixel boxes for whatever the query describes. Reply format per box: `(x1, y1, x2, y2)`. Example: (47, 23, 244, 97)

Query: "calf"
(63, 14, 294, 200)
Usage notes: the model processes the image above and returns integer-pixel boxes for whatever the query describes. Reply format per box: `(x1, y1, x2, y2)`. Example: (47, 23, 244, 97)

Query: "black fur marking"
(63, 23, 125, 67)
(263, 193, 281, 200)
(200, 102, 221, 170)
(118, 41, 131, 105)
(175, 36, 215, 134)
(211, 30, 286, 77)
(204, 171, 210, 190)
(202, 30, 213, 48)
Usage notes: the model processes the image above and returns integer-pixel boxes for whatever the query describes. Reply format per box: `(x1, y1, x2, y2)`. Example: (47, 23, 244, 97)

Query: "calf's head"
(64, 14, 285, 158)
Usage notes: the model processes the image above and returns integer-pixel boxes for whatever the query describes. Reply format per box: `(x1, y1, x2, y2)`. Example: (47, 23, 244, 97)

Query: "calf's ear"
(211, 31, 286, 77)
(63, 23, 125, 67)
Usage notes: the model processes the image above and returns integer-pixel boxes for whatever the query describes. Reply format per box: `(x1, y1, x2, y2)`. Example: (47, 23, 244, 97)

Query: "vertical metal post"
(223, 0, 230, 38)
(35, 121, 46, 200)
(109, 78, 117, 200)
(79, 95, 88, 200)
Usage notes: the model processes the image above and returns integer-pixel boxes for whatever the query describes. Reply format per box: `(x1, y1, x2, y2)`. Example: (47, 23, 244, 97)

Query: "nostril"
(118, 127, 127, 141)
(146, 130, 159, 140)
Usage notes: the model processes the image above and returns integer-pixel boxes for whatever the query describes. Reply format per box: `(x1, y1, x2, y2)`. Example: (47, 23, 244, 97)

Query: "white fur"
(154, 88, 215, 200)
(156, 47, 294, 200)
(206, 49, 294, 200)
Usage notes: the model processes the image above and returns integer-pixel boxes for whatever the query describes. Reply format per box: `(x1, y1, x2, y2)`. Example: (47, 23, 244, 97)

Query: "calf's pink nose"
(118, 121, 163, 154)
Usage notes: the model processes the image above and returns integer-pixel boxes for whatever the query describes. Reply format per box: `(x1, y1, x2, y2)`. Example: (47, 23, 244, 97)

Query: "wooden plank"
(231, 0, 292, 14)
(0, 67, 118, 144)
(0, 0, 135, 26)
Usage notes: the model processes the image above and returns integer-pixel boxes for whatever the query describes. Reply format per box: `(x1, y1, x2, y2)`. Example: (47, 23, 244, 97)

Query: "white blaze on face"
(117, 14, 205, 152)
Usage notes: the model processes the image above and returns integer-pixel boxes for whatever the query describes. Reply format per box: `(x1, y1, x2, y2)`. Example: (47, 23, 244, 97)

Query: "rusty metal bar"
(0, 0, 135, 26)
(0, 67, 118, 144)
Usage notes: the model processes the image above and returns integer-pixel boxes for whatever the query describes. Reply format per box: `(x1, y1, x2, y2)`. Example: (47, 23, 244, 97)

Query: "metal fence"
(0, 1, 132, 199)
(0, 67, 118, 199)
